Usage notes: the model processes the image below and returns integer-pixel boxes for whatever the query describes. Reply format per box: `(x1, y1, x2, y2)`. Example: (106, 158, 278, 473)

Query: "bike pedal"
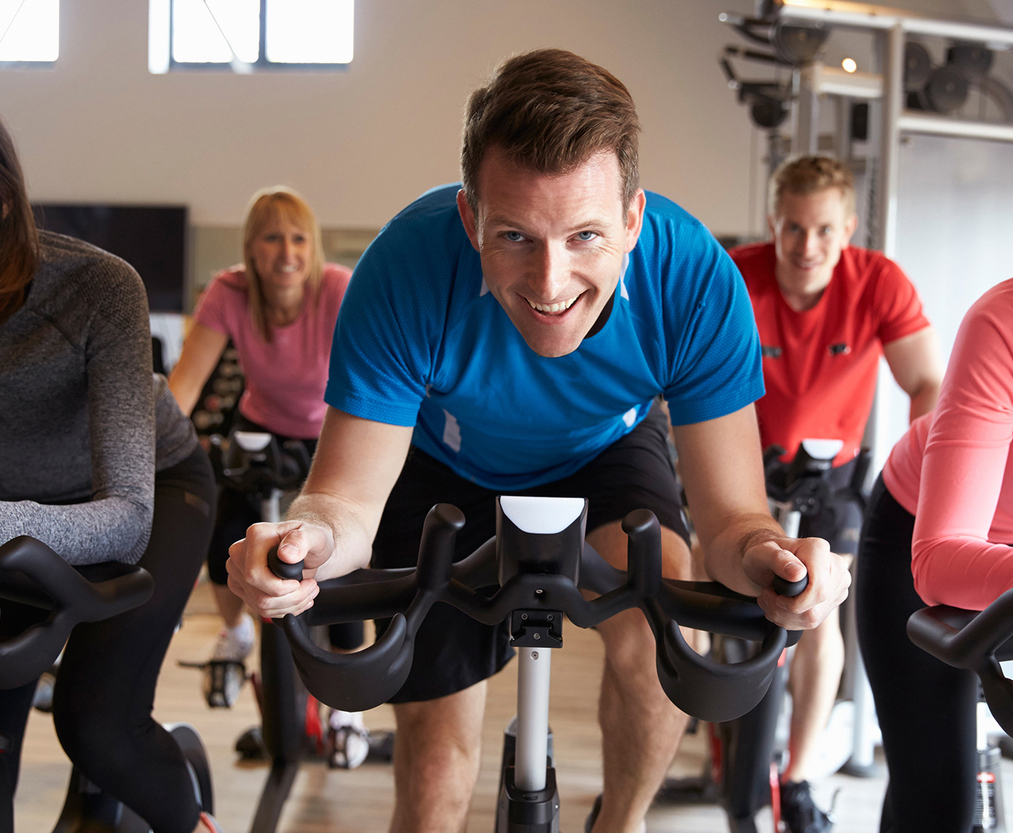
(235, 725, 267, 760)
(203, 659, 247, 708)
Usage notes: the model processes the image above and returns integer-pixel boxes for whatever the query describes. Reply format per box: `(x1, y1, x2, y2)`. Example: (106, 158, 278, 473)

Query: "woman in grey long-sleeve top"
(0, 116, 224, 833)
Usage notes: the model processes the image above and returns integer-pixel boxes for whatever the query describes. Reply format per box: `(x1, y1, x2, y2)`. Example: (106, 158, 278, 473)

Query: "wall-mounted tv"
(31, 203, 188, 312)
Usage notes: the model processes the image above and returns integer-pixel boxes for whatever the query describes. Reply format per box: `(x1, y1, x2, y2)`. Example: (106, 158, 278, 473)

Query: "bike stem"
(514, 646, 553, 792)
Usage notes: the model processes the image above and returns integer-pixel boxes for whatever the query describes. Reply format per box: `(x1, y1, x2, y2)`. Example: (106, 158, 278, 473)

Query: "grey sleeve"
(0, 251, 156, 565)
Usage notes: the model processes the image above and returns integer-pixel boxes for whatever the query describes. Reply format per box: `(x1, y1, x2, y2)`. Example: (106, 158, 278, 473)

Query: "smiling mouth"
(526, 296, 578, 315)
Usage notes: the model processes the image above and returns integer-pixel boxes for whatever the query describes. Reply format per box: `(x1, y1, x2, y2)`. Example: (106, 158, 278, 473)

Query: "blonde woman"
(169, 187, 367, 767)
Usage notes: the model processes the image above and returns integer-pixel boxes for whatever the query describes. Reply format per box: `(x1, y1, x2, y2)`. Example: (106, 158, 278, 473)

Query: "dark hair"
(768, 155, 856, 217)
(0, 115, 39, 325)
(461, 49, 641, 212)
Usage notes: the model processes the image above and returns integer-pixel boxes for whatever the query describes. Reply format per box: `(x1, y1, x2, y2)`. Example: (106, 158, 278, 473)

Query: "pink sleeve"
(911, 287, 1013, 608)
(193, 269, 243, 337)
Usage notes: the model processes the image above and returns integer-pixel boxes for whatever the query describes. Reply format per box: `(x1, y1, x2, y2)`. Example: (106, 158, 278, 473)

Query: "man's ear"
(624, 189, 647, 253)
(767, 214, 777, 240)
(456, 189, 481, 252)
(842, 213, 858, 248)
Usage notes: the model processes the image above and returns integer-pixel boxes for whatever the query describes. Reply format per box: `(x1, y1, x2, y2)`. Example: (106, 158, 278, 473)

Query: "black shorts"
(371, 402, 688, 703)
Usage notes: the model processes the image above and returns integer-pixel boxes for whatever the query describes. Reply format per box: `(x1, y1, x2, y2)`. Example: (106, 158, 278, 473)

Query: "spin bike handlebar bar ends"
(0, 536, 154, 689)
(908, 590, 1013, 737)
(266, 496, 806, 724)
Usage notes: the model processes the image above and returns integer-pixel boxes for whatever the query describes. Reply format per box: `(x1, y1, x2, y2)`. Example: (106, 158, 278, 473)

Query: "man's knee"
(393, 684, 486, 780)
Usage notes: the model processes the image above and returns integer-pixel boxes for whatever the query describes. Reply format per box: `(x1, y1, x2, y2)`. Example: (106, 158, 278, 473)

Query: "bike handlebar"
(907, 589, 1013, 736)
(209, 430, 311, 496)
(0, 537, 154, 690)
(265, 500, 806, 723)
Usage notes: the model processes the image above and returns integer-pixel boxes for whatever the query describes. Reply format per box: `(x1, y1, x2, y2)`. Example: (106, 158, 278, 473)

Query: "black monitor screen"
(32, 203, 188, 312)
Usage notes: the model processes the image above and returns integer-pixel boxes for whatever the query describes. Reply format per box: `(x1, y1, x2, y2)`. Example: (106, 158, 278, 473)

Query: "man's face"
(457, 148, 645, 358)
(769, 187, 857, 302)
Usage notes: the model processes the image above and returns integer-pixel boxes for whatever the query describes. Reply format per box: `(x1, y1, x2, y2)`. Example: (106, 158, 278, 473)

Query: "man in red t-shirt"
(730, 156, 943, 833)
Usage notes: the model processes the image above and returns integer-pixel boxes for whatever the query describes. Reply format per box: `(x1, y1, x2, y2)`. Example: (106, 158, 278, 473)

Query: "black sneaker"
(780, 780, 832, 833)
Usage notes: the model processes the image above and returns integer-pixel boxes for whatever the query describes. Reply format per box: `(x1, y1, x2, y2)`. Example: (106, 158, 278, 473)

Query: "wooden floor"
(12, 578, 1008, 832)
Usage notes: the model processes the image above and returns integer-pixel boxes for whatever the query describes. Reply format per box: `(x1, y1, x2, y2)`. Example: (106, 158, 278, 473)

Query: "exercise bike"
(908, 590, 1013, 832)
(261, 494, 805, 832)
(659, 439, 870, 832)
(0, 536, 215, 832)
(201, 429, 391, 833)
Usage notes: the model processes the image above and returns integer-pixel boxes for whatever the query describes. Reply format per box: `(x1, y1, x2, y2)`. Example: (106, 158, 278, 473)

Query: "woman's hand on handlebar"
(744, 536, 851, 631)
(225, 521, 334, 617)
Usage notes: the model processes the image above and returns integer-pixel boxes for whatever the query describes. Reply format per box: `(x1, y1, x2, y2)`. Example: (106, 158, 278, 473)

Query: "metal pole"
(877, 23, 903, 259)
(794, 63, 822, 154)
(514, 647, 552, 792)
(897, 113, 1013, 144)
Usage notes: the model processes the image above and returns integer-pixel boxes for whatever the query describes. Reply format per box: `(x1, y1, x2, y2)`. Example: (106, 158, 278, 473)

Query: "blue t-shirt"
(325, 185, 763, 490)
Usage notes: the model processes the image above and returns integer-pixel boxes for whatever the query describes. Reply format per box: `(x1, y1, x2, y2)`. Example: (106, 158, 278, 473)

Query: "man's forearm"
(702, 511, 785, 596)
(909, 380, 941, 422)
(285, 491, 375, 580)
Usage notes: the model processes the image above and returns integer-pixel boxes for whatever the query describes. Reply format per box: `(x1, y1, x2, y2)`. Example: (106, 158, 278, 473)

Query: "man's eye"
(575, 231, 598, 242)
(504, 231, 525, 242)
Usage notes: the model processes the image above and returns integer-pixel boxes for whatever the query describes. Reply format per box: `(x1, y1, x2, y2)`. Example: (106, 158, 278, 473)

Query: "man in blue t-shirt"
(228, 48, 851, 833)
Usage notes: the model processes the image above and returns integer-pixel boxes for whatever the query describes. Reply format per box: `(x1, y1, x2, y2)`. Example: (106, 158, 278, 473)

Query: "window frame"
(167, 0, 352, 73)
(0, 0, 59, 67)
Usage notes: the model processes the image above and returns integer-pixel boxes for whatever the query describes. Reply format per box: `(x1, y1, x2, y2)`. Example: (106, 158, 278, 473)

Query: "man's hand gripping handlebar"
(261, 497, 806, 724)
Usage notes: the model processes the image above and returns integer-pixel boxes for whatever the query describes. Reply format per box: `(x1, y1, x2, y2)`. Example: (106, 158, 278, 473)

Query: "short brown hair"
(241, 186, 325, 342)
(461, 49, 641, 212)
(0, 115, 39, 325)
(768, 155, 856, 218)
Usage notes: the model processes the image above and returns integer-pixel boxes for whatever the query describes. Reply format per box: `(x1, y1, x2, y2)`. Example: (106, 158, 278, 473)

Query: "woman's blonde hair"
(242, 186, 325, 342)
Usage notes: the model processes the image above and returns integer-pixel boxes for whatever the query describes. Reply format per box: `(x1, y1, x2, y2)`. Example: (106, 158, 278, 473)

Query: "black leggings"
(855, 474, 979, 833)
(0, 446, 216, 833)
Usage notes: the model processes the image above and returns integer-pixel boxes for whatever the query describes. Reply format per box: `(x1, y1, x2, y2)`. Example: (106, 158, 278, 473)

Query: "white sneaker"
(211, 613, 255, 663)
(327, 711, 370, 769)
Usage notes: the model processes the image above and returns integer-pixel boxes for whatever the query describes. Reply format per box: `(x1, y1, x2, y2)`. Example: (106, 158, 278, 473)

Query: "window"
(0, 0, 59, 64)
(149, 0, 353, 74)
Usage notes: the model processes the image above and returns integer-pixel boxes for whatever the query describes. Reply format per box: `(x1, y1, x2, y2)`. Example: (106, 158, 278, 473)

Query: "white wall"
(0, 0, 766, 234)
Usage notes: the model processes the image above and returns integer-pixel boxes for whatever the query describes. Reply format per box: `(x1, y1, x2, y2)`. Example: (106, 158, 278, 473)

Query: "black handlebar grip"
(415, 504, 465, 592)
(267, 546, 304, 581)
(623, 509, 662, 597)
(773, 573, 808, 597)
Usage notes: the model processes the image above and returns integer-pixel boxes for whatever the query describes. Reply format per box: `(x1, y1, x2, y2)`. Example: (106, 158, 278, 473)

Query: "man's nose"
(531, 243, 569, 300)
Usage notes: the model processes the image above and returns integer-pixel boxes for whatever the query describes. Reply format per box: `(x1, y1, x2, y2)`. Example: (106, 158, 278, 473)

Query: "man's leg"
(587, 521, 701, 833)
(783, 606, 844, 782)
(389, 681, 488, 833)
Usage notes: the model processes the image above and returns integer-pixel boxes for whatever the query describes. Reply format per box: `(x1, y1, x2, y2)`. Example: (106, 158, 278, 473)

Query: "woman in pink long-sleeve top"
(856, 277, 1013, 833)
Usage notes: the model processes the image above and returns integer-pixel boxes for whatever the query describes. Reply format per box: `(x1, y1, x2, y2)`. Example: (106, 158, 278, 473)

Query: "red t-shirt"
(731, 242, 930, 466)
